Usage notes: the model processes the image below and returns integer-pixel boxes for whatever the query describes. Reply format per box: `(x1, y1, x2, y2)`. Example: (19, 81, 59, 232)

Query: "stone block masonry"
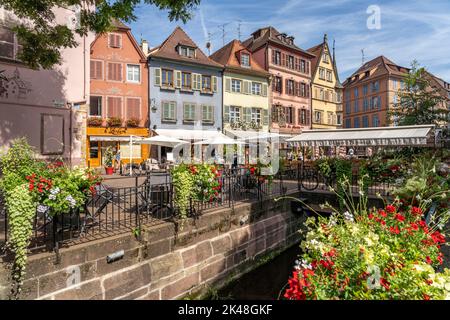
(0, 194, 305, 300)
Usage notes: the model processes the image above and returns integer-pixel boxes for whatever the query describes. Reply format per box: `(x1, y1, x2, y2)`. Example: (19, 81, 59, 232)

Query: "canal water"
(217, 245, 301, 300)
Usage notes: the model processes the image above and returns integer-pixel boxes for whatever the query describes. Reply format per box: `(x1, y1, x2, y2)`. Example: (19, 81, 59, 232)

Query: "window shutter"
(285, 79, 289, 95)
(244, 107, 252, 122)
(306, 61, 310, 74)
(306, 110, 311, 125)
(108, 34, 115, 47)
(262, 83, 268, 97)
(127, 98, 140, 120)
(117, 63, 122, 81)
(198, 74, 202, 91)
(223, 105, 230, 123)
(212, 76, 218, 92)
(108, 97, 122, 117)
(281, 52, 286, 67)
(295, 82, 299, 96)
(96, 62, 102, 79)
(90, 60, 95, 79)
(107, 63, 113, 80)
(175, 70, 181, 88)
(171, 102, 177, 119)
(225, 78, 231, 92)
(271, 50, 275, 64)
(243, 81, 250, 94)
(262, 109, 269, 125)
(306, 84, 310, 98)
(154, 68, 161, 86)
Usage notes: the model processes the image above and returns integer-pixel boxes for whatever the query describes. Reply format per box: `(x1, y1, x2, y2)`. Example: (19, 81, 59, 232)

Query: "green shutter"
(224, 105, 230, 123)
(244, 107, 252, 122)
(225, 78, 231, 92)
(212, 76, 218, 92)
(154, 68, 161, 86)
(262, 83, 268, 96)
(175, 70, 181, 88)
(243, 81, 250, 94)
(262, 109, 269, 125)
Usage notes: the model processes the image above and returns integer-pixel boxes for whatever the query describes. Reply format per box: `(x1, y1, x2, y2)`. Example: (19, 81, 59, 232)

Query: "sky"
(129, 0, 450, 81)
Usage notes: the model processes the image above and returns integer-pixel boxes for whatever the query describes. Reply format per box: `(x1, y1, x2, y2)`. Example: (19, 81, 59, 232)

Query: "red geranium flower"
(386, 205, 396, 214)
(423, 294, 431, 300)
(389, 226, 400, 235)
(425, 256, 432, 264)
(411, 206, 423, 216)
(395, 214, 405, 223)
(380, 278, 390, 291)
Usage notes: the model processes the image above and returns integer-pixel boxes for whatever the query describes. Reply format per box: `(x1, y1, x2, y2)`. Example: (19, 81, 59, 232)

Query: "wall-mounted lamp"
(150, 98, 157, 113)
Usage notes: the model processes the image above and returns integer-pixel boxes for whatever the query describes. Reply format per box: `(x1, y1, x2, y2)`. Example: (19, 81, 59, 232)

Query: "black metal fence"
(0, 165, 391, 254)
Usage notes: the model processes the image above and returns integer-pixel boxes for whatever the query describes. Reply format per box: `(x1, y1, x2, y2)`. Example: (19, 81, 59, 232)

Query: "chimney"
(141, 39, 149, 55)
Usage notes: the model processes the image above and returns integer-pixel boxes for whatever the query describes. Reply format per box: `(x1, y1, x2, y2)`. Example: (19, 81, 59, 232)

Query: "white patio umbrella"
(193, 133, 246, 145)
(133, 135, 189, 148)
(239, 132, 292, 142)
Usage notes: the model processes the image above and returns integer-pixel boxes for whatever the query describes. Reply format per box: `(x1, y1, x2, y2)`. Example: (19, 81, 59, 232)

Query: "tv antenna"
(237, 20, 242, 41)
(361, 48, 365, 65)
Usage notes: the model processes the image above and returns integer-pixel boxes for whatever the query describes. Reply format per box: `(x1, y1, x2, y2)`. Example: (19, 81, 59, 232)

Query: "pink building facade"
(243, 27, 314, 135)
(0, 7, 94, 166)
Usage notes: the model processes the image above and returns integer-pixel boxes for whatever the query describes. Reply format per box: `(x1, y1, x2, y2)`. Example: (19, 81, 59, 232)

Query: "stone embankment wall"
(0, 194, 305, 300)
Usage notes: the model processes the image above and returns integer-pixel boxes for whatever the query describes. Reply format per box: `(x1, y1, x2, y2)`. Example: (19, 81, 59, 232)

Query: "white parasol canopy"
(133, 135, 189, 148)
(287, 125, 435, 147)
(193, 133, 246, 145)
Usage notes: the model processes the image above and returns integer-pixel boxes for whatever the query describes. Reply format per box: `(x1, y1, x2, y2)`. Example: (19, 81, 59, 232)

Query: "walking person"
(115, 149, 121, 174)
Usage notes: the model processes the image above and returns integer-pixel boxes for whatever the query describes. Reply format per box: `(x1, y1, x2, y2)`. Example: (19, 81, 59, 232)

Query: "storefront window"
(90, 141, 99, 158)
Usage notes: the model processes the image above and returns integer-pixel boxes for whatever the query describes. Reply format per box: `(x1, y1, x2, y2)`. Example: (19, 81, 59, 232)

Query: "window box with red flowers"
(107, 117, 123, 128)
(87, 117, 104, 127)
(126, 118, 140, 128)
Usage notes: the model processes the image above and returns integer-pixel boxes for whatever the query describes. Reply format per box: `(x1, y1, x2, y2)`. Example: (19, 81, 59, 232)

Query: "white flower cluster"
(294, 259, 312, 270)
(49, 187, 60, 200)
(37, 204, 48, 213)
(343, 211, 354, 222)
(65, 195, 77, 208)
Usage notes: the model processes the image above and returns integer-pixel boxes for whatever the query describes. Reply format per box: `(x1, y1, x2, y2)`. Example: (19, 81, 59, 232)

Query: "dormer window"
(241, 53, 250, 67)
(178, 45, 195, 58)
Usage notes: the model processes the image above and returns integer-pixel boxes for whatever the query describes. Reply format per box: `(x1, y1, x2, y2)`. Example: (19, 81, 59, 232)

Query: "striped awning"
(287, 125, 435, 147)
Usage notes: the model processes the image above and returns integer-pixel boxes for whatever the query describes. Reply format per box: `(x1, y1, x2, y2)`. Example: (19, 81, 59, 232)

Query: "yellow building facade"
(308, 35, 343, 129)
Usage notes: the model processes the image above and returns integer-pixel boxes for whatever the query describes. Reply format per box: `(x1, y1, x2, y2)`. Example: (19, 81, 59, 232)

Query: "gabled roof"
(149, 26, 223, 69)
(90, 18, 147, 61)
(242, 26, 315, 58)
(343, 56, 409, 86)
(425, 70, 450, 93)
(307, 36, 343, 88)
(209, 40, 270, 78)
(110, 18, 131, 30)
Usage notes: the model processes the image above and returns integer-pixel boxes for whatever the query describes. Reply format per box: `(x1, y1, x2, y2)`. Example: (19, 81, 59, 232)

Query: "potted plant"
(104, 146, 115, 175)
(107, 117, 123, 127)
(126, 118, 140, 128)
(87, 117, 103, 127)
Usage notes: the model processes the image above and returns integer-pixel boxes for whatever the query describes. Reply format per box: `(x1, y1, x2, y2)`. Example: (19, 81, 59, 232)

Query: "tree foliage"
(0, 0, 201, 69)
(389, 61, 448, 127)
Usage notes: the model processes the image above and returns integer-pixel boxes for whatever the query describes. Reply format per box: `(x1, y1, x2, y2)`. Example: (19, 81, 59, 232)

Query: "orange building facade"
(88, 20, 149, 168)
(342, 56, 409, 128)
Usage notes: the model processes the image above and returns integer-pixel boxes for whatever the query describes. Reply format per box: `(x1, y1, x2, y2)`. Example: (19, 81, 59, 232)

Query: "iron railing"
(0, 165, 391, 254)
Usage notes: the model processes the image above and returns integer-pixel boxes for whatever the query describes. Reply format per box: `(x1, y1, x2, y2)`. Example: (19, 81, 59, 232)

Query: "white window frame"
(231, 79, 242, 93)
(126, 64, 141, 83)
(251, 108, 261, 125)
(183, 103, 196, 122)
(162, 101, 176, 122)
(241, 53, 250, 67)
(89, 96, 103, 117)
(230, 106, 241, 123)
(0, 26, 22, 61)
(251, 82, 262, 95)
(202, 105, 214, 123)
